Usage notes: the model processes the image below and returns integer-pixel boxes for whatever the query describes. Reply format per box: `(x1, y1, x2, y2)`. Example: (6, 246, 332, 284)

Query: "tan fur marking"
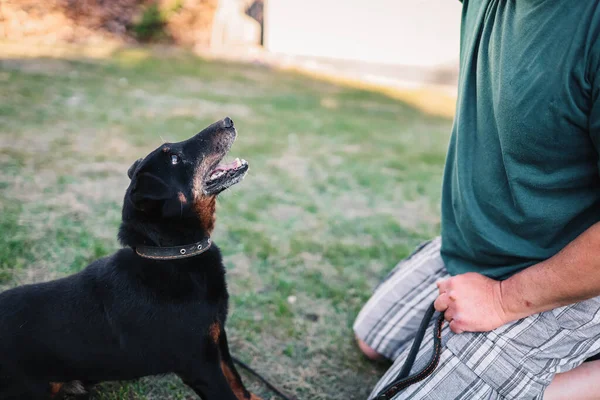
(49, 382, 63, 397)
(178, 192, 187, 204)
(221, 361, 263, 400)
(209, 322, 221, 344)
(192, 154, 221, 195)
(162, 146, 170, 153)
(194, 195, 216, 233)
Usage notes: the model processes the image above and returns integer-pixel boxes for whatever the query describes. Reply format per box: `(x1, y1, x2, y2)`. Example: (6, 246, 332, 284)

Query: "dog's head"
(123, 117, 248, 235)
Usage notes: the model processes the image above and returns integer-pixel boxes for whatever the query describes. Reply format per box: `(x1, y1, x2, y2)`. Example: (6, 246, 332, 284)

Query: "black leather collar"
(135, 237, 212, 260)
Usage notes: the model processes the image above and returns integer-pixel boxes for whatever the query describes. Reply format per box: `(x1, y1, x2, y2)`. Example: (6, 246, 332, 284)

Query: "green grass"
(0, 46, 452, 399)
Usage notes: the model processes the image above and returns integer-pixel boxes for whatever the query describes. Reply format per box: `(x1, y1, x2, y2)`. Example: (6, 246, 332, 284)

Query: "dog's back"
(0, 258, 113, 386)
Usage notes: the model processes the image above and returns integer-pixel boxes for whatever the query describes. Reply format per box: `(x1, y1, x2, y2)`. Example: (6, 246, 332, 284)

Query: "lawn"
(0, 44, 453, 400)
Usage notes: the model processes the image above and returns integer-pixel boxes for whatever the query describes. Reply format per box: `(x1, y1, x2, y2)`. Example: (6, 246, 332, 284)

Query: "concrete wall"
(264, 0, 462, 69)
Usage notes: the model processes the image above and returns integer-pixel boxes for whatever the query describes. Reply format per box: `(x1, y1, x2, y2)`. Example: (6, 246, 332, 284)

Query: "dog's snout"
(222, 117, 234, 129)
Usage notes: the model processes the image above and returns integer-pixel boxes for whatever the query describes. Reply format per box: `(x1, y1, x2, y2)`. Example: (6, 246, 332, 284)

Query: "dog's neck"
(118, 214, 211, 249)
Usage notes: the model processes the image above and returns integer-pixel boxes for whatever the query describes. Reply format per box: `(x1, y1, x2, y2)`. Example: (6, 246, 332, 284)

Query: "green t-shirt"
(441, 0, 600, 280)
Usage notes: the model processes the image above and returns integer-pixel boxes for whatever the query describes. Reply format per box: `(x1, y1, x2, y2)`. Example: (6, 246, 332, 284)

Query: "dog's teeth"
(212, 171, 225, 179)
(210, 170, 224, 180)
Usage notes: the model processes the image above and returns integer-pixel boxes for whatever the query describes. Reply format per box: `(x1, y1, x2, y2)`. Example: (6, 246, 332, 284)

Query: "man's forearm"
(500, 221, 600, 321)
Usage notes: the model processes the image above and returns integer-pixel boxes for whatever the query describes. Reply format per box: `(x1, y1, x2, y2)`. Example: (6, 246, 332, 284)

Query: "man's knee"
(355, 336, 384, 361)
(544, 359, 600, 400)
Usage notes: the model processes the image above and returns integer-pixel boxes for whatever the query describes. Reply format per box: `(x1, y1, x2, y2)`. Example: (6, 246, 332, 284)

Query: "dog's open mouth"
(204, 157, 249, 195)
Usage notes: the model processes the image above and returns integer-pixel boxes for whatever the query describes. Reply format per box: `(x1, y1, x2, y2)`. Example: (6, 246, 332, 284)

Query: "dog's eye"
(171, 154, 180, 165)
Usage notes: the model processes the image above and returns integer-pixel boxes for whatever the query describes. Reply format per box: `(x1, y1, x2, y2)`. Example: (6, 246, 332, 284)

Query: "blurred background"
(0, 0, 461, 398)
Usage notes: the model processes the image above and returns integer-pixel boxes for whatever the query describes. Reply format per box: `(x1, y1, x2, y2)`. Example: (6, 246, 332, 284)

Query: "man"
(354, 1, 600, 399)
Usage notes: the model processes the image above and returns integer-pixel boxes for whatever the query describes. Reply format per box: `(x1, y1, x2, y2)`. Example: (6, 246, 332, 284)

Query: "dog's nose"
(222, 117, 234, 128)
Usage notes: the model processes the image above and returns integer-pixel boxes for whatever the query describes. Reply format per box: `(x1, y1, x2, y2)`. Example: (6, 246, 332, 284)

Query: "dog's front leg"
(180, 363, 239, 400)
(180, 330, 240, 400)
(218, 327, 263, 400)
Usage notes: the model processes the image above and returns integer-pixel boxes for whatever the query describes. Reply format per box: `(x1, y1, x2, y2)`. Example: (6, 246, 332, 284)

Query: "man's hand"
(434, 222, 600, 334)
(434, 272, 509, 334)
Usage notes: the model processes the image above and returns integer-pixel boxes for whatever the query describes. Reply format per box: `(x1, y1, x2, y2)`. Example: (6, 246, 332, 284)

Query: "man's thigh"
(353, 237, 448, 360)
(368, 296, 600, 400)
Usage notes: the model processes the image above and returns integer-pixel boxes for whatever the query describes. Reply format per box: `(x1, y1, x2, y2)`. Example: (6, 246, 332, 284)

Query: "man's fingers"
(450, 320, 464, 334)
(443, 308, 455, 322)
(434, 292, 450, 312)
(436, 279, 450, 293)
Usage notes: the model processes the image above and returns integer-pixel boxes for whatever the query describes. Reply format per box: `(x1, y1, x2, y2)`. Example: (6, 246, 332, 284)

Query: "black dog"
(0, 117, 262, 400)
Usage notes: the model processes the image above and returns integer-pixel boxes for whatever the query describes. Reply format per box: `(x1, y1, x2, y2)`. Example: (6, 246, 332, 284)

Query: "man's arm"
(434, 221, 600, 333)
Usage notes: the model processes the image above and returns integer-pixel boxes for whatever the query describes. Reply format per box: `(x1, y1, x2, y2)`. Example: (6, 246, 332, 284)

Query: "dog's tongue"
(213, 158, 242, 173)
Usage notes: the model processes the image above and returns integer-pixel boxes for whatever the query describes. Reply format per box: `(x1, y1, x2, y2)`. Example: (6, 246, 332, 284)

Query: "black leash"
(233, 303, 443, 400)
(233, 303, 444, 400)
(232, 356, 294, 400)
(375, 303, 445, 400)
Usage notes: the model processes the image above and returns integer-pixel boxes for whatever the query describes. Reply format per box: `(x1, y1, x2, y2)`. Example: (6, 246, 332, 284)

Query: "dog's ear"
(129, 172, 173, 211)
(127, 158, 143, 180)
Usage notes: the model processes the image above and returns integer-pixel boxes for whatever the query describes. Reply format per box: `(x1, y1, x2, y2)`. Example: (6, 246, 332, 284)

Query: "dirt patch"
(341, 144, 362, 154)
(269, 204, 317, 228)
(329, 191, 438, 230)
(0, 59, 74, 76)
(175, 77, 269, 98)
(267, 153, 309, 180)
(224, 253, 253, 277)
(297, 252, 339, 281)
(388, 204, 439, 230)
(320, 97, 339, 109)
(129, 91, 252, 119)
(334, 192, 373, 219)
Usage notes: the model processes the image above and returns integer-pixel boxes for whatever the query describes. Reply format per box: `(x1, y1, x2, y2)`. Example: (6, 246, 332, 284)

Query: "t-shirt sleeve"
(589, 39, 600, 170)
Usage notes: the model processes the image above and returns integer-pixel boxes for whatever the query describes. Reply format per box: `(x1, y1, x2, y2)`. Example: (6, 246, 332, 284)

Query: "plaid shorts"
(353, 237, 600, 400)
